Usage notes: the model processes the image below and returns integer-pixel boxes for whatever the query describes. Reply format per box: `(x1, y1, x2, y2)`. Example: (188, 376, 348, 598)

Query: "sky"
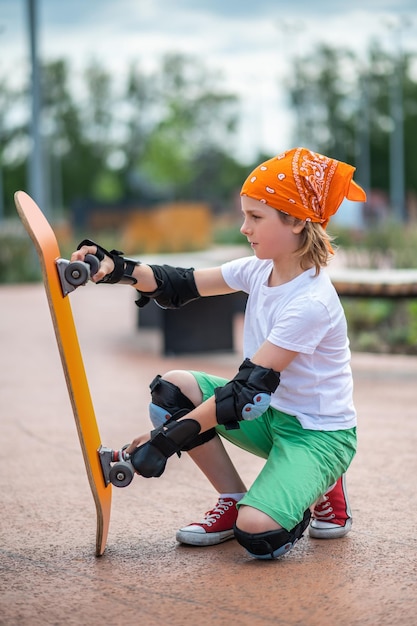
(1, 0, 417, 162)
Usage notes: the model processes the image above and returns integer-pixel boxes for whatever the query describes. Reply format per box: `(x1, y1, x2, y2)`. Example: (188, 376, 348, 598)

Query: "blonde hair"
(277, 211, 334, 275)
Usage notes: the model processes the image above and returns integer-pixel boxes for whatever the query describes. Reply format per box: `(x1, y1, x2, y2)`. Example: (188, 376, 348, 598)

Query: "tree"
(132, 53, 240, 200)
(40, 53, 243, 210)
(287, 45, 357, 162)
(0, 72, 28, 216)
(286, 41, 417, 211)
(0, 52, 252, 217)
(42, 59, 121, 207)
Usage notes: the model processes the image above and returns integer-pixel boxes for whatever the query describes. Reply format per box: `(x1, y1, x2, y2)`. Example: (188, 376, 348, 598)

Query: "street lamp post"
(387, 17, 408, 222)
(26, 0, 47, 215)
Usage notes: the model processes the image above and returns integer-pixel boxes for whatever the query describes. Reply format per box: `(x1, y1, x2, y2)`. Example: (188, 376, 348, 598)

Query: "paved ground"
(1, 282, 417, 626)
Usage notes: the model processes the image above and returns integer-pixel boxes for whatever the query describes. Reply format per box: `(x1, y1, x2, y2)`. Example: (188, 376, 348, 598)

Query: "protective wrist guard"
(135, 264, 200, 309)
(214, 358, 280, 430)
(77, 239, 139, 285)
(129, 418, 201, 478)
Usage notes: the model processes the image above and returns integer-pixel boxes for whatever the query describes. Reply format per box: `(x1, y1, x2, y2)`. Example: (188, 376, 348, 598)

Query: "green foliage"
(363, 224, 417, 269)
(214, 224, 247, 246)
(134, 53, 239, 198)
(288, 45, 357, 161)
(0, 226, 41, 283)
(332, 222, 417, 269)
(405, 301, 417, 345)
(0, 53, 241, 216)
(91, 170, 124, 203)
(343, 298, 394, 331)
(341, 297, 417, 355)
(2, 40, 417, 218)
(287, 41, 417, 197)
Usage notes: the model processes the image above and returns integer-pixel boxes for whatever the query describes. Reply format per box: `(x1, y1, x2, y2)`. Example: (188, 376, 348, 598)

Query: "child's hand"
(125, 432, 151, 455)
(71, 242, 115, 283)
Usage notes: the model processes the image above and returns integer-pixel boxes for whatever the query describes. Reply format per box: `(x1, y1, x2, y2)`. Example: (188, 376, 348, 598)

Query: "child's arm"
(125, 341, 298, 475)
(180, 341, 297, 433)
(71, 242, 235, 301)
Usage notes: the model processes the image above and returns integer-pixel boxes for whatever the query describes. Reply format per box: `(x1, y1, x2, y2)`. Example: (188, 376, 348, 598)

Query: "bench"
(329, 268, 417, 298)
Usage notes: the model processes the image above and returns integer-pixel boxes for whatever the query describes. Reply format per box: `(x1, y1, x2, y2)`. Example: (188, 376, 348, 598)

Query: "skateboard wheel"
(85, 254, 100, 278)
(64, 261, 89, 286)
(109, 461, 134, 488)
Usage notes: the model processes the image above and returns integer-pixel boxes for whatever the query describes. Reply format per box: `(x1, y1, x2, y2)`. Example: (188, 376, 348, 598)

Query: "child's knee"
(162, 370, 203, 406)
(236, 505, 282, 534)
(148, 371, 214, 451)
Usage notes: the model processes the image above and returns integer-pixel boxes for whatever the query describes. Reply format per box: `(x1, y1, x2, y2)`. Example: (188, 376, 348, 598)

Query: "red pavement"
(1, 282, 417, 626)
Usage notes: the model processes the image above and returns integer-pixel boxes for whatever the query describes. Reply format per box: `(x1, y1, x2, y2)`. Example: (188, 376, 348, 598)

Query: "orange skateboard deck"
(14, 190, 112, 556)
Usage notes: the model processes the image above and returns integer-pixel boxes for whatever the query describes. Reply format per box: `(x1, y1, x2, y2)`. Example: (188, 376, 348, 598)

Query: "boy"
(73, 147, 365, 559)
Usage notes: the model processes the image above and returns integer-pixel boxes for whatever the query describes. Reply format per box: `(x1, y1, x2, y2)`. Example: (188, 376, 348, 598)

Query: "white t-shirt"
(221, 256, 356, 431)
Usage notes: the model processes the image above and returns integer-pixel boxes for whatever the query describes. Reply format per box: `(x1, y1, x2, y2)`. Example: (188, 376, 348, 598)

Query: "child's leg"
(151, 369, 247, 545)
(176, 436, 249, 546)
(161, 369, 247, 493)
(187, 436, 247, 494)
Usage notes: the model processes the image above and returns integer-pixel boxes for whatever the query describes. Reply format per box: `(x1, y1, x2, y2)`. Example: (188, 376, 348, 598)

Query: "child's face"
(240, 197, 304, 261)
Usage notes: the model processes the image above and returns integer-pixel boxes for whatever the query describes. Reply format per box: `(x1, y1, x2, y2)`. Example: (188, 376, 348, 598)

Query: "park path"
(1, 282, 417, 626)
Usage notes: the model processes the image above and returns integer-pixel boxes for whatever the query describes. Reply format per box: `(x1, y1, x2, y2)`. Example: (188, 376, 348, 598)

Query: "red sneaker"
(176, 497, 238, 546)
(309, 474, 352, 539)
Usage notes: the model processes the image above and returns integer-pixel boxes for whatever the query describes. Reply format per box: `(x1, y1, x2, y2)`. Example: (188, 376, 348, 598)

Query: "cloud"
(166, 0, 417, 18)
(2, 0, 416, 160)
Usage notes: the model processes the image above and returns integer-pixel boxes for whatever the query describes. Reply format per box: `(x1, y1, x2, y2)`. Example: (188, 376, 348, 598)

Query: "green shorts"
(191, 370, 357, 531)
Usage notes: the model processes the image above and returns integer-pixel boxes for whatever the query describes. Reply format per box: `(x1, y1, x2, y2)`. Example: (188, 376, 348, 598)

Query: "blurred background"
(1, 0, 417, 353)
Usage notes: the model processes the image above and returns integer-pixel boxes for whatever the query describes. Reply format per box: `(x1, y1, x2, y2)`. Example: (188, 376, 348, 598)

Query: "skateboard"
(14, 191, 115, 556)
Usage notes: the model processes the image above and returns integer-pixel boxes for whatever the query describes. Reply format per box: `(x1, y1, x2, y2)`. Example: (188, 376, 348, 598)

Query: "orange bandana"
(240, 147, 366, 228)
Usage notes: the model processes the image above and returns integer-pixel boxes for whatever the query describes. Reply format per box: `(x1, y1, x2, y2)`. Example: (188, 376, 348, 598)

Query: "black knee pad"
(234, 509, 311, 559)
(149, 375, 216, 450)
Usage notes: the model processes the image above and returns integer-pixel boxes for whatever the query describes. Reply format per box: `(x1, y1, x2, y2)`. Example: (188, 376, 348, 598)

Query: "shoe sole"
(309, 518, 352, 539)
(176, 529, 235, 546)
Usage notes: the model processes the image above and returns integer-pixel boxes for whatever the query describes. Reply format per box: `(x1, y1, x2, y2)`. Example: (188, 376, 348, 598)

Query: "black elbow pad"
(214, 359, 280, 430)
(135, 264, 200, 309)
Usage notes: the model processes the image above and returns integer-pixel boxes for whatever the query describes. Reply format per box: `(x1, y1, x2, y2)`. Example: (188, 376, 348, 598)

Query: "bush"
(343, 297, 417, 355)
(0, 222, 41, 283)
(331, 222, 417, 269)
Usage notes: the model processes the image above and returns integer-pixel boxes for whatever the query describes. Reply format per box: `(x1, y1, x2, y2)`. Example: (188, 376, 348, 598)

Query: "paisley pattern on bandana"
(293, 147, 338, 223)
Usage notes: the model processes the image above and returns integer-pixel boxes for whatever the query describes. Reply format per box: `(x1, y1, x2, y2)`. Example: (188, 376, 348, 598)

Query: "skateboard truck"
(98, 445, 135, 488)
(56, 254, 100, 296)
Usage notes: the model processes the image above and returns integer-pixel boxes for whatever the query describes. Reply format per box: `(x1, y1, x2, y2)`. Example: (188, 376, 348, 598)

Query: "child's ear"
(292, 220, 306, 235)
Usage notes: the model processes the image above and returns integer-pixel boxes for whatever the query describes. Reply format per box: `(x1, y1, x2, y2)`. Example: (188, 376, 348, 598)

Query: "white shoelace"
(199, 499, 234, 526)
(314, 495, 335, 521)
